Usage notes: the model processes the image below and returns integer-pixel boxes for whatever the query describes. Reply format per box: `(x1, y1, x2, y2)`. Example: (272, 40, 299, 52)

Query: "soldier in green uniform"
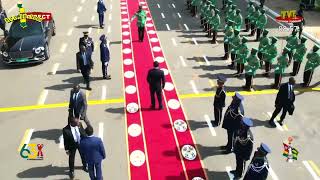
(234, 9, 243, 32)
(285, 29, 299, 66)
(224, 20, 234, 60)
(291, 37, 307, 76)
(256, 9, 267, 41)
(303, 45, 320, 87)
(243, 48, 260, 90)
(199, 0, 207, 28)
(203, 1, 212, 32)
(211, 8, 221, 44)
(226, 4, 236, 23)
(206, 7, 215, 37)
(273, 48, 289, 89)
(130, 5, 147, 42)
(245, 1, 255, 32)
(263, 37, 278, 77)
(229, 29, 241, 69)
(191, 0, 200, 16)
(250, 6, 260, 37)
(234, 37, 249, 76)
(257, 30, 269, 67)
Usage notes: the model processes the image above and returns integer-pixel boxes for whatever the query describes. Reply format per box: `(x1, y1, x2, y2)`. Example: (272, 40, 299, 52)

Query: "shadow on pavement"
(196, 144, 227, 159)
(165, 168, 229, 180)
(105, 107, 125, 114)
(187, 120, 210, 131)
(31, 129, 62, 144)
(74, 24, 99, 29)
(16, 165, 69, 178)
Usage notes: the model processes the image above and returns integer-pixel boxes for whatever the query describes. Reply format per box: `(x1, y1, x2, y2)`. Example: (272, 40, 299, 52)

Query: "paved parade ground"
(0, 0, 320, 179)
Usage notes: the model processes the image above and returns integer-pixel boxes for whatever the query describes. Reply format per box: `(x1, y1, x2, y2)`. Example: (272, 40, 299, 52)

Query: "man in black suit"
(77, 45, 93, 90)
(147, 61, 165, 110)
(68, 85, 91, 126)
(269, 77, 296, 127)
(63, 117, 88, 178)
(79, 32, 94, 58)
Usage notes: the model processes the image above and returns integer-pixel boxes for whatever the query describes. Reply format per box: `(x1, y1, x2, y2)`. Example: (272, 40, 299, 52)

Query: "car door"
(43, 21, 52, 44)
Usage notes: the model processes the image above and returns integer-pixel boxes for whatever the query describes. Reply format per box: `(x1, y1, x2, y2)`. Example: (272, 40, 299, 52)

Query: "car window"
(9, 20, 43, 38)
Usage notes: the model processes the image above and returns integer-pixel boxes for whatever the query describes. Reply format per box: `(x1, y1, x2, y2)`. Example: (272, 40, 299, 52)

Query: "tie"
(83, 53, 87, 65)
(289, 85, 293, 100)
(75, 127, 81, 143)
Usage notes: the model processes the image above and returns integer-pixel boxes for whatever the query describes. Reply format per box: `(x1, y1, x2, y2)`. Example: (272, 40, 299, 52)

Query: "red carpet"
(121, 0, 207, 179)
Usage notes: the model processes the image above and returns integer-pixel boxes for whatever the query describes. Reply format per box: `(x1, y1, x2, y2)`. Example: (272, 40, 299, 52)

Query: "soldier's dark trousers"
(274, 74, 282, 89)
(200, 16, 204, 27)
(303, 70, 314, 87)
(138, 26, 145, 41)
(237, 63, 244, 74)
(292, 61, 301, 76)
(245, 18, 250, 32)
(245, 74, 253, 88)
(258, 52, 264, 67)
(270, 106, 288, 123)
(235, 155, 246, 177)
(187, 0, 191, 9)
(256, 28, 263, 40)
(250, 24, 256, 36)
(231, 53, 237, 67)
(214, 107, 223, 126)
(265, 61, 271, 74)
(81, 66, 91, 89)
(288, 51, 293, 66)
(150, 87, 163, 108)
(226, 130, 234, 151)
(207, 25, 211, 37)
(102, 62, 108, 77)
(224, 43, 230, 59)
(191, 6, 196, 16)
(98, 13, 104, 27)
(212, 30, 217, 43)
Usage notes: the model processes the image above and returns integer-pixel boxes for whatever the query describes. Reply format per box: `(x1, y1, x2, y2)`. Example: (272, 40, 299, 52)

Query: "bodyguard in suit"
(79, 32, 94, 58)
(80, 126, 106, 180)
(97, 0, 107, 28)
(212, 75, 226, 126)
(69, 85, 91, 126)
(100, 34, 111, 79)
(77, 45, 94, 90)
(222, 92, 244, 154)
(243, 143, 271, 180)
(63, 117, 88, 178)
(269, 77, 296, 127)
(231, 117, 254, 179)
(147, 61, 165, 110)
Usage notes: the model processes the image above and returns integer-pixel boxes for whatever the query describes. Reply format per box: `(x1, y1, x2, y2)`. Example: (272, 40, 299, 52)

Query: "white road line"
(226, 166, 234, 180)
(172, 3, 176, 8)
(192, 38, 198, 45)
(98, 122, 104, 140)
(189, 80, 199, 94)
(107, 26, 111, 33)
(110, 4, 113, 10)
(51, 63, 60, 75)
(94, 5, 97, 11)
(303, 161, 320, 180)
(8, 5, 16, 13)
(37, 90, 48, 105)
(59, 135, 64, 149)
(267, 112, 284, 131)
(184, 24, 189, 31)
(157, 4, 160, 8)
(177, 13, 181, 18)
(179, 56, 187, 67)
(101, 85, 107, 100)
(166, 24, 171, 31)
(81, 0, 86, 4)
(67, 28, 73, 36)
(268, 166, 280, 180)
(88, 27, 93, 34)
(161, 13, 165, 19)
(60, 43, 68, 53)
(25, 129, 34, 147)
(109, 14, 112, 21)
(77, 6, 83, 12)
(204, 114, 216, 136)
(91, 15, 95, 21)
(73, 16, 78, 22)
(203, 55, 210, 65)
(171, 38, 177, 46)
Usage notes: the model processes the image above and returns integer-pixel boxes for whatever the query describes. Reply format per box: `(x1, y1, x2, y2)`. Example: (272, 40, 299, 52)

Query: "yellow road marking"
(283, 124, 289, 131)
(0, 88, 319, 113)
(17, 129, 30, 152)
(309, 160, 320, 177)
(37, 90, 48, 105)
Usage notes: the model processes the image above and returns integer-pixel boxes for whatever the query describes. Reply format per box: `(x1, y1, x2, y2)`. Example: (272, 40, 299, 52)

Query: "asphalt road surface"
(0, 0, 319, 179)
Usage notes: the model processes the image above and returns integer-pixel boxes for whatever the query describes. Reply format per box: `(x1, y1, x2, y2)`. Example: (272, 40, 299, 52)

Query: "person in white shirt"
(63, 117, 88, 178)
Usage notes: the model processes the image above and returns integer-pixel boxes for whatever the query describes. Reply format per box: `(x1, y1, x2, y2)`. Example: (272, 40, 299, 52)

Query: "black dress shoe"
(87, 87, 92, 91)
(69, 171, 75, 178)
(223, 149, 232, 154)
(268, 120, 276, 127)
(82, 166, 88, 172)
(103, 76, 107, 79)
(277, 121, 283, 126)
(220, 145, 227, 150)
(158, 106, 163, 110)
(106, 75, 111, 79)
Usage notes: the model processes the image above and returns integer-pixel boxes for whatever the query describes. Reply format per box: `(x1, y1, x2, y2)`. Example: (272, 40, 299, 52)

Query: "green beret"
(300, 37, 307, 43)
(271, 37, 278, 43)
(242, 37, 248, 43)
(251, 48, 258, 54)
(263, 29, 269, 35)
(312, 45, 320, 52)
